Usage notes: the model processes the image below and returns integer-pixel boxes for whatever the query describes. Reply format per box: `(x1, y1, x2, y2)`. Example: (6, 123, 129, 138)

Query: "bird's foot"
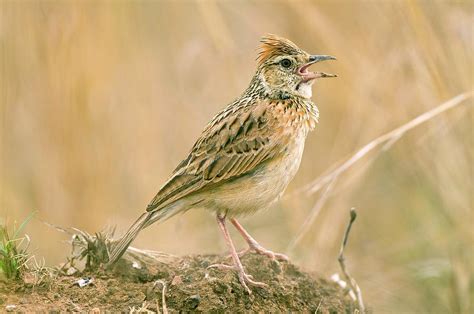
(207, 263, 267, 294)
(251, 243, 289, 261)
(229, 219, 289, 262)
(235, 243, 289, 262)
(237, 268, 267, 294)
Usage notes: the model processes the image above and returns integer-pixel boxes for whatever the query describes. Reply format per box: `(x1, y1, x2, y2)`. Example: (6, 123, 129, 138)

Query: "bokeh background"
(1, 0, 473, 312)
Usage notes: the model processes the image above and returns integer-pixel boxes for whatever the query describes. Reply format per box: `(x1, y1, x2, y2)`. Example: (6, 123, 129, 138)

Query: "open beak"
(297, 54, 337, 82)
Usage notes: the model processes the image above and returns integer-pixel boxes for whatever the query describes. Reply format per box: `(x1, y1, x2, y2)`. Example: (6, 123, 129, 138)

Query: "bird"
(107, 34, 336, 294)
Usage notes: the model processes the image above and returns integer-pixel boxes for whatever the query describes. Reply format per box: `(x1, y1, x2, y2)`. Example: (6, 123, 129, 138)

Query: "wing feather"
(146, 99, 287, 212)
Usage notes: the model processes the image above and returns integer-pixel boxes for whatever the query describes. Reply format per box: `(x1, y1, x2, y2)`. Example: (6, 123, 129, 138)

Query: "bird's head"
(256, 34, 336, 99)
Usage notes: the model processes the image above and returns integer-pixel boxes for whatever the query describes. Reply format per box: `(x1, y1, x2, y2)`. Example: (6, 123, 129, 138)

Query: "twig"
(338, 208, 364, 312)
(152, 280, 168, 314)
(315, 298, 323, 313)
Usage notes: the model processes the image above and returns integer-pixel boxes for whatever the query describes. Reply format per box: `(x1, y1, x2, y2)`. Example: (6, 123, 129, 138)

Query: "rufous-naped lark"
(108, 34, 336, 293)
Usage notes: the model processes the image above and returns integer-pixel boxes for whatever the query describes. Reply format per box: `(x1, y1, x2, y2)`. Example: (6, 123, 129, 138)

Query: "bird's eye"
(280, 58, 292, 68)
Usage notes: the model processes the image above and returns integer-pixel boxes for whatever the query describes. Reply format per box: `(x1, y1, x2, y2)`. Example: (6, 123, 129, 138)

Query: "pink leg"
(230, 218, 289, 261)
(208, 214, 267, 294)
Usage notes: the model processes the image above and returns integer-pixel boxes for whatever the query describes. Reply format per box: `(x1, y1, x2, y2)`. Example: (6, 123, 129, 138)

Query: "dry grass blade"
(299, 91, 473, 196)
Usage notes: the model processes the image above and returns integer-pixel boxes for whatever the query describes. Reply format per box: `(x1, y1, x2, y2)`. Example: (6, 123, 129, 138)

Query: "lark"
(108, 34, 336, 293)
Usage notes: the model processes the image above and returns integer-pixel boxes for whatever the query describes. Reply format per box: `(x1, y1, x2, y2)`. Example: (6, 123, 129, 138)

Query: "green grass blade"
(13, 211, 37, 239)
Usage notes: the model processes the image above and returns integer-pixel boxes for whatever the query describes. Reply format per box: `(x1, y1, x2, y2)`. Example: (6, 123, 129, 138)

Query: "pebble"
(66, 267, 78, 276)
(5, 305, 16, 312)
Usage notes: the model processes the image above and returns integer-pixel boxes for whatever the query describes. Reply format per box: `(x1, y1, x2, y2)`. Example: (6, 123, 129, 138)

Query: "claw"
(239, 271, 267, 293)
(253, 246, 289, 262)
(208, 262, 266, 294)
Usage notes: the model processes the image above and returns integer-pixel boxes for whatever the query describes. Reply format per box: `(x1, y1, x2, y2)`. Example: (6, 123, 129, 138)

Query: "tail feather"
(107, 200, 188, 266)
(107, 212, 152, 265)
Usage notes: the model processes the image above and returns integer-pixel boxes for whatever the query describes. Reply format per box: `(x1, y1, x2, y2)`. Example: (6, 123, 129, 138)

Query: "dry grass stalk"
(302, 91, 473, 196)
(152, 279, 168, 314)
(289, 91, 473, 248)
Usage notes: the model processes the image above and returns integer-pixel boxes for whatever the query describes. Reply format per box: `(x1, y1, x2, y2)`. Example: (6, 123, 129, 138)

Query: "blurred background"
(1, 0, 472, 312)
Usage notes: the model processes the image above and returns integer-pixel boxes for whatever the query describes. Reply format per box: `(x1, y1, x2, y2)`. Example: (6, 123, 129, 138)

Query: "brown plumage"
(107, 34, 336, 293)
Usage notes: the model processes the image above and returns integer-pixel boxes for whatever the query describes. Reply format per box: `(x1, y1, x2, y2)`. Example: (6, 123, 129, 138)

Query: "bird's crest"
(257, 34, 304, 66)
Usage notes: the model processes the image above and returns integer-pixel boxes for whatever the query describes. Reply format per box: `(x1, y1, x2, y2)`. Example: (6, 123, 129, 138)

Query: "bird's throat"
(296, 81, 313, 99)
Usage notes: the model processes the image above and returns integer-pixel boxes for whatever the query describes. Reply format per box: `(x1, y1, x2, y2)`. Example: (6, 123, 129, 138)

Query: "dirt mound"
(0, 253, 355, 312)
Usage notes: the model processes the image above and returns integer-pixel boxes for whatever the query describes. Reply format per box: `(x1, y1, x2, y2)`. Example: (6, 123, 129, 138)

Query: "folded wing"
(146, 99, 288, 212)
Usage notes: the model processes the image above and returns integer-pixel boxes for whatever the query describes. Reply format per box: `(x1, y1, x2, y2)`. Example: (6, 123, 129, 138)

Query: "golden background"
(1, 1, 473, 312)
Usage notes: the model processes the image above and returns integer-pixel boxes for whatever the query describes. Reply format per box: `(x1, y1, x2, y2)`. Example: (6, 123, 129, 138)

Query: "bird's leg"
(208, 214, 267, 294)
(230, 218, 289, 261)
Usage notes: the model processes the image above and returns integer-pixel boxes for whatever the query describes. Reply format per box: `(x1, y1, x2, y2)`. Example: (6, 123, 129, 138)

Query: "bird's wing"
(146, 99, 290, 212)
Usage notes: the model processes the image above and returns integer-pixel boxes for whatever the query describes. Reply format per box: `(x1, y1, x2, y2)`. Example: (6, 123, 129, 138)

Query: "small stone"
(66, 267, 78, 276)
(5, 305, 16, 312)
(132, 261, 142, 269)
(76, 277, 94, 287)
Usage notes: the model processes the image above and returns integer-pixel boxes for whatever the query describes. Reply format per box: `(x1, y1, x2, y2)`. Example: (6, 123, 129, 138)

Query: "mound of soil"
(0, 253, 355, 312)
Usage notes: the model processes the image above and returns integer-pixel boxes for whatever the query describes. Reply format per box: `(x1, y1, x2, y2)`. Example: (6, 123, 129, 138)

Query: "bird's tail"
(107, 201, 187, 266)
(107, 212, 152, 266)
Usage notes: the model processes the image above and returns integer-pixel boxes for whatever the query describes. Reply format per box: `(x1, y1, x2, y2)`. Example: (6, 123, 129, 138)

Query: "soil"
(0, 253, 355, 312)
